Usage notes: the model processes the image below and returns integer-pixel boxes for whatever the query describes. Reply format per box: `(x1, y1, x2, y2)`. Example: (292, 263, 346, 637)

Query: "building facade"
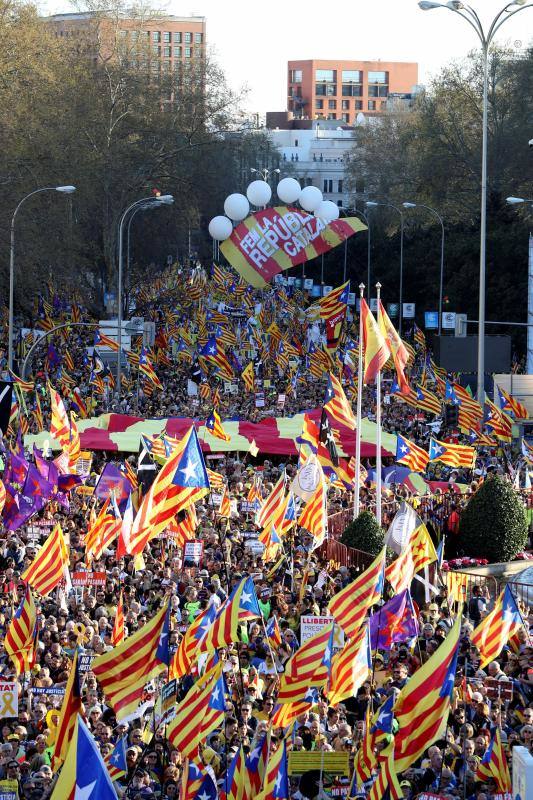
(266, 119, 361, 208)
(287, 59, 418, 123)
(45, 12, 206, 69)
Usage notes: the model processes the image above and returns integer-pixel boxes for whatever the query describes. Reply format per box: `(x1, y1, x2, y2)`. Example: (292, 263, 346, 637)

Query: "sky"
(41, 0, 530, 112)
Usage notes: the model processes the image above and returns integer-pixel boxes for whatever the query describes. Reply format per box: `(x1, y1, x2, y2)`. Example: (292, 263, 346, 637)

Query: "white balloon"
(315, 200, 340, 223)
(208, 215, 233, 241)
(299, 185, 323, 212)
(276, 176, 302, 204)
(223, 193, 250, 222)
(246, 180, 272, 207)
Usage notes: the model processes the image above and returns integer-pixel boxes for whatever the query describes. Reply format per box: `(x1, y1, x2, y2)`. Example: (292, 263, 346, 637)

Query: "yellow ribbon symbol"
(46, 710, 60, 747)
(1, 692, 16, 717)
(73, 623, 89, 644)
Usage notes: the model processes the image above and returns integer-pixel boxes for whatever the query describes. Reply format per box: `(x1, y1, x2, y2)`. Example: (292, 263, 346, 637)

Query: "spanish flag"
(378, 301, 409, 394)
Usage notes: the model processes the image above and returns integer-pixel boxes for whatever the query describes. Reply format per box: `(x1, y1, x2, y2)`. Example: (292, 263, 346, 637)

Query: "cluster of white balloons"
(208, 177, 341, 241)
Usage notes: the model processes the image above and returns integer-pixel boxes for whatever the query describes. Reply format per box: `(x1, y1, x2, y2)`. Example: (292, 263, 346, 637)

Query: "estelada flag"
(220, 206, 366, 288)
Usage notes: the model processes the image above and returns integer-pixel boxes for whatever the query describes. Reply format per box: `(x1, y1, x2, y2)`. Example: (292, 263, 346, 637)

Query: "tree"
(458, 475, 528, 563)
(344, 47, 533, 354)
(341, 511, 384, 556)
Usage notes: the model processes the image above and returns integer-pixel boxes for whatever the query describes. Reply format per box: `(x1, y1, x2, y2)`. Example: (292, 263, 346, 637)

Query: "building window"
(163, 31, 171, 42)
(342, 69, 362, 83)
(174, 46, 182, 57)
(294, 139, 299, 146)
(337, 200, 343, 207)
(328, 99, 336, 109)
(316, 84, 336, 96)
(194, 32, 203, 43)
(342, 83, 363, 97)
(152, 31, 161, 42)
(130, 30, 138, 41)
(380, 101, 388, 110)
(316, 69, 335, 82)
(185, 46, 192, 57)
(341, 113, 349, 123)
(289, 68, 303, 82)
(327, 113, 336, 120)
(354, 100, 363, 110)
(368, 100, 376, 110)
(185, 32, 192, 43)
(368, 70, 388, 83)
(152, 45, 161, 56)
(119, 29, 128, 38)
(315, 99, 324, 109)
(174, 32, 182, 42)
(338, 180, 343, 193)
(163, 46, 171, 57)
(323, 179, 333, 193)
(368, 84, 389, 98)
(306, 178, 313, 186)
(341, 99, 350, 110)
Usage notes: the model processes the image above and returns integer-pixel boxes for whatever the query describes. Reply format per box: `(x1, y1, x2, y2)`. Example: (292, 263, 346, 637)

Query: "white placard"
(0, 682, 18, 718)
(402, 303, 415, 319)
(300, 615, 344, 651)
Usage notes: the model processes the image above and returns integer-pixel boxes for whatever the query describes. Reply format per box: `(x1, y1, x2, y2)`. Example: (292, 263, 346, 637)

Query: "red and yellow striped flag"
(327, 626, 371, 706)
(257, 473, 285, 528)
(471, 586, 524, 668)
(21, 524, 69, 597)
(378, 301, 410, 395)
(323, 373, 356, 429)
(52, 649, 82, 771)
(92, 603, 170, 722)
(328, 548, 385, 638)
(111, 591, 125, 646)
(242, 362, 255, 393)
(361, 299, 390, 384)
(297, 476, 327, 547)
(4, 585, 37, 675)
(385, 522, 437, 594)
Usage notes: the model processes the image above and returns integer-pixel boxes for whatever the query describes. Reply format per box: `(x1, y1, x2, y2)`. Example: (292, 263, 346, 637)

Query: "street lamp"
(116, 194, 174, 390)
(250, 167, 281, 182)
(365, 201, 405, 332)
(507, 196, 533, 206)
(402, 202, 446, 335)
(8, 185, 76, 371)
(126, 199, 173, 305)
(418, 0, 533, 401)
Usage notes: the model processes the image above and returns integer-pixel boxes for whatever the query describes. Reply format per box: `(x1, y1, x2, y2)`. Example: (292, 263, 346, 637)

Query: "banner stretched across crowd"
(0, 262, 530, 800)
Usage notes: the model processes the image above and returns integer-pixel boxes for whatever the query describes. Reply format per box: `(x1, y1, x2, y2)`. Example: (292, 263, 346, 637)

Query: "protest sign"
(0, 683, 17, 718)
(184, 540, 203, 567)
(71, 572, 107, 587)
(300, 615, 344, 651)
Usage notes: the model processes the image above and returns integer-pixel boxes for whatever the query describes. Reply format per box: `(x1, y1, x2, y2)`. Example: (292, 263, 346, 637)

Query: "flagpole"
(375, 283, 382, 527)
(354, 283, 365, 520)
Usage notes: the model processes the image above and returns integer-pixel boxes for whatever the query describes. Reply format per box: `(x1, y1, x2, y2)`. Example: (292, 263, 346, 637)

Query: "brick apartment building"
(45, 11, 206, 69)
(288, 59, 419, 124)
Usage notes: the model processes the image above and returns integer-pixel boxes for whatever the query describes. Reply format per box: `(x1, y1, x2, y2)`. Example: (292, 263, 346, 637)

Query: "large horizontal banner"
(220, 206, 366, 288)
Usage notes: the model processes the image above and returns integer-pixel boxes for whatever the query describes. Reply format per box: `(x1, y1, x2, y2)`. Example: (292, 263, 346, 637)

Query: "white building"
(267, 118, 367, 207)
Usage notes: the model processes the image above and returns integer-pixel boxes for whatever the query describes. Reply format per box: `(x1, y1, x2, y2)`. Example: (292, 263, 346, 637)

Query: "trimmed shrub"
(341, 510, 384, 555)
(458, 475, 528, 563)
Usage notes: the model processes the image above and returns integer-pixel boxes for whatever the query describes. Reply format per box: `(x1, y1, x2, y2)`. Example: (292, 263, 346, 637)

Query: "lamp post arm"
(490, 3, 532, 39)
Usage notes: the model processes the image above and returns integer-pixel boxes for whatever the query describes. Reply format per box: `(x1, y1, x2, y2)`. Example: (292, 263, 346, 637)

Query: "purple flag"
(368, 590, 419, 651)
(94, 463, 132, 509)
(5, 452, 29, 489)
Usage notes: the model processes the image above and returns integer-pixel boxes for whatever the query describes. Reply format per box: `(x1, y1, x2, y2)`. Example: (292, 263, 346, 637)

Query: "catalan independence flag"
(200, 577, 261, 653)
(327, 625, 371, 706)
(319, 281, 350, 320)
(323, 372, 356, 429)
(475, 727, 512, 792)
(393, 611, 461, 772)
(328, 548, 385, 639)
(52, 649, 82, 770)
(111, 591, 125, 647)
(94, 329, 120, 351)
(522, 438, 533, 463)
(205, 409, 231, 442)
(169, 604, 217, 679)
(385, 521, 437, 594)
(50, 715, 117, 800)
(429, 437, 476, 469)
(260, 738, 289, 800)
(297, 475, 327, 547)
(277, 622, 334, 705)
(361, 299, 390, 384)
(485, 398, 513, 442)
(92, 602, 170, 721)
(497, 384, 528, 420)
(395, 434, 429, 473)
(21, 524, 69, 597)
(167, 663, 226, 764)
(4, 585, 37, 674)
(471, 585, 524, 668)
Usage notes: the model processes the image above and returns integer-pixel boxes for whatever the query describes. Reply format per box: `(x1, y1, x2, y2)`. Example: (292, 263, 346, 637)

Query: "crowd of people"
(0, 262, 530, 800)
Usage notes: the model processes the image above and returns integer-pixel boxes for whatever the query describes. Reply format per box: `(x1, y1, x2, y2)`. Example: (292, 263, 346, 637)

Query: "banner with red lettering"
(220, 206, 366, 288)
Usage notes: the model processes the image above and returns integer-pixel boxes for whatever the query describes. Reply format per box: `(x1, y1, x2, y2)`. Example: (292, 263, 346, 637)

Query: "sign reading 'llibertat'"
(0, 683, 17, 718)
(220, 207, 366, 288)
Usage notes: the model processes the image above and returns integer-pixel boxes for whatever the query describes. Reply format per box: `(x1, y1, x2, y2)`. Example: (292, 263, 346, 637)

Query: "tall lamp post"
(402, 202, 445, 335)
(366, 201, 405, 331)
(126, 199, 170, 310)
(348, 208, 371, 289)
(418, 0, 533, 401)
(116, 194, 173, 390)
(8, 185, 76, 371)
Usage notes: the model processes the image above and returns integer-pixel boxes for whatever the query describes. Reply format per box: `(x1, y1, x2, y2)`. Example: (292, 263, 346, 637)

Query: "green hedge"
(341, 510, 384, 555)
(458, 475, 528, 563)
